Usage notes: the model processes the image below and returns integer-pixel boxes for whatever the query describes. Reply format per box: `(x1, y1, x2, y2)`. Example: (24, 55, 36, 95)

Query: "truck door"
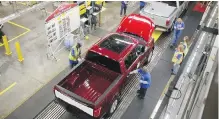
(124, 45, 147, 75)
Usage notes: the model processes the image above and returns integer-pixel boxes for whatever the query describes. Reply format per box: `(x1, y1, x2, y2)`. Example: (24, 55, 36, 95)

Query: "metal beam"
(0, 1, 52, 24)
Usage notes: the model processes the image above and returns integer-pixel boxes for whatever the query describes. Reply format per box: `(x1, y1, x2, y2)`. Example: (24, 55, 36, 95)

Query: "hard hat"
(85, 36, 89, 40)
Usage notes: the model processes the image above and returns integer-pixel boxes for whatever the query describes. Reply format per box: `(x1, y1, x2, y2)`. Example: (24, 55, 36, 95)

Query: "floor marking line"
(7, 21, 31, 31)
(0, 82, 17, 96)
(150, 75, 175, 119)
(0, 30, 30, 47)
(0, 21, 31, 47)
(17, 2, 27, 6)
(9, 30, 30, 42)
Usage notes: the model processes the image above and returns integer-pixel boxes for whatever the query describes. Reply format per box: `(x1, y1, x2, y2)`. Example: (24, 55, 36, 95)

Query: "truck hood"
(116, 14, 155, 43)
(142, 2, 176, 18)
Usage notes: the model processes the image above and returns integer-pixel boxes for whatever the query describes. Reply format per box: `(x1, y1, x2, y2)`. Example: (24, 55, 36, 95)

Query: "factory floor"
(0, 1, 212, 119)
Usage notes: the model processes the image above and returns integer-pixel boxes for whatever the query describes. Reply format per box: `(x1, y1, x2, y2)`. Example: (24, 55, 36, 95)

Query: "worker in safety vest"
(171, 44, 184, 75)
(130, 68, 151, 99)
(180, 36, 189, 56)
(69, 43, 82, 68)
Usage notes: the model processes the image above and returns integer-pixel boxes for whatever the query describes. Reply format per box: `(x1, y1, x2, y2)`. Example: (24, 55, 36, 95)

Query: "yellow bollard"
(2, 35, 12, 55)
(15, 41, 24, 62)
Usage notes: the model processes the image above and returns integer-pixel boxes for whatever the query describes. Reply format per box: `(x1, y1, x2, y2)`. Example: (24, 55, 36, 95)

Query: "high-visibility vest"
(172, 51, 184, 64)
(69, 45, 80, 61)
(182, 42, 188, 56)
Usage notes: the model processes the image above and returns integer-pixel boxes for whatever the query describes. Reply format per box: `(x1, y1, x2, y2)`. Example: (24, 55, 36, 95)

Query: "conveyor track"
(34, 100, 65, 119)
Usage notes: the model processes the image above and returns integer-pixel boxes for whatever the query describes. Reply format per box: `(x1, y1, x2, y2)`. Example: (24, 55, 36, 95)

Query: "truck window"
(86, 51, 121, 73)
(124, 32, 146, 44)
(124, 47, 138, 69)
(137, 44, 145, 53)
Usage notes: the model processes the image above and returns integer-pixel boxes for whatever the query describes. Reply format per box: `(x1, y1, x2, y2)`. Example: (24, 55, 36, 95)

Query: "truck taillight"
(53, 86, 59, 93)
(166, 20, 170, 26)
(93, 107, 102, 118)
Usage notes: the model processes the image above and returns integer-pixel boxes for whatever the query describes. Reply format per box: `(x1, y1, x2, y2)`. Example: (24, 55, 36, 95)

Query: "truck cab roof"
(89, 33, 139, 61)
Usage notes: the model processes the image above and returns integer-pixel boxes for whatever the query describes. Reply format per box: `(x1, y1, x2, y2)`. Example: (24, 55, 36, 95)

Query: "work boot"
(170, 44, 174, 48)
(138, 95, 144, 99)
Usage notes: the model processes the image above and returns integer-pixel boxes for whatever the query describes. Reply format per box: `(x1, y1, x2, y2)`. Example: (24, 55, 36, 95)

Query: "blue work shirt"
(174, 21, 185, 31)
(140, 1, 146, 7)
(138, 69, 151, 89)
(121, 1, 128, 7)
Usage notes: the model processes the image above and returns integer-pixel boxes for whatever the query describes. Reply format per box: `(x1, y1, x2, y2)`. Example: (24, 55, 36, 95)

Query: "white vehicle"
(140, 1, 189, 32)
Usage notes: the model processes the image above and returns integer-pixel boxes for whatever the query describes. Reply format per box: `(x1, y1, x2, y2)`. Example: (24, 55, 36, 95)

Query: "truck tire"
(167, 24, 174, 33)
(107, 97, 119, 117)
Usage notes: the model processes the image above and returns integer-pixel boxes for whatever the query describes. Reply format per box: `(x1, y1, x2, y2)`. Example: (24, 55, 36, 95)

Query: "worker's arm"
(178, 22, 185, 30)
(78, 49, 82, 58)
(129, 69, 139, 74)
(174, 22, 177, 29)
(140, 80, 149, 84)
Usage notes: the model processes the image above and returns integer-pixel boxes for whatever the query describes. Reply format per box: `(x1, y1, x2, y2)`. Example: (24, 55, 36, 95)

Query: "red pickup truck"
(54, 14, 155, 119)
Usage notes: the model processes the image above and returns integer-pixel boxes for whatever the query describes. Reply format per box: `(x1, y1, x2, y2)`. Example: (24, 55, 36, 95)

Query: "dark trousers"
(69, 60, 78, 68)
(120, 5, 127, 16)
(91, 23, 96, 30)
(137, 88, 147, 98)
(140, 5, 144, 10)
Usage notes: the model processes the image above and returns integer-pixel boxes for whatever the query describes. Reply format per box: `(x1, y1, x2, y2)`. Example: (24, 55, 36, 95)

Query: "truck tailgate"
(140, 2, 176, 28)
(55, 89, 94, 116)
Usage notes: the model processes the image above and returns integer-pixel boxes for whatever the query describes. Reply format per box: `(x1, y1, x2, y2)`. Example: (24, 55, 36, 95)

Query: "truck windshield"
(124, 32, 147, 44)
(86, 51, 121, 73)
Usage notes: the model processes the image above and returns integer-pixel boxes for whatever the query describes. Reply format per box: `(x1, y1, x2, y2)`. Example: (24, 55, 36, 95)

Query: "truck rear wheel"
(110, 98, 118, 114)
(105, 96, 119, 118)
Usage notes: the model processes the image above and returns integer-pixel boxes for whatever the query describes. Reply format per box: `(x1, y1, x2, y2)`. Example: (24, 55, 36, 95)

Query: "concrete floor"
(0, 1, 138, 119)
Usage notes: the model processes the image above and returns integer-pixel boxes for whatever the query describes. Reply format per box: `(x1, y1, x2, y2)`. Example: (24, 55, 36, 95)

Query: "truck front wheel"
(147, 50, 153, 63)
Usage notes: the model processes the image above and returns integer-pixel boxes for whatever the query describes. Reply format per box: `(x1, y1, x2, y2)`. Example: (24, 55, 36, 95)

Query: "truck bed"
(57, 61, 120, 103)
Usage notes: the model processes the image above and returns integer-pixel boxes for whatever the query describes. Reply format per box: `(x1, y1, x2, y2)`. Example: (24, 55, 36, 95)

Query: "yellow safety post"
(15, 41, 24, 62)
(2, 35, 12, 55)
